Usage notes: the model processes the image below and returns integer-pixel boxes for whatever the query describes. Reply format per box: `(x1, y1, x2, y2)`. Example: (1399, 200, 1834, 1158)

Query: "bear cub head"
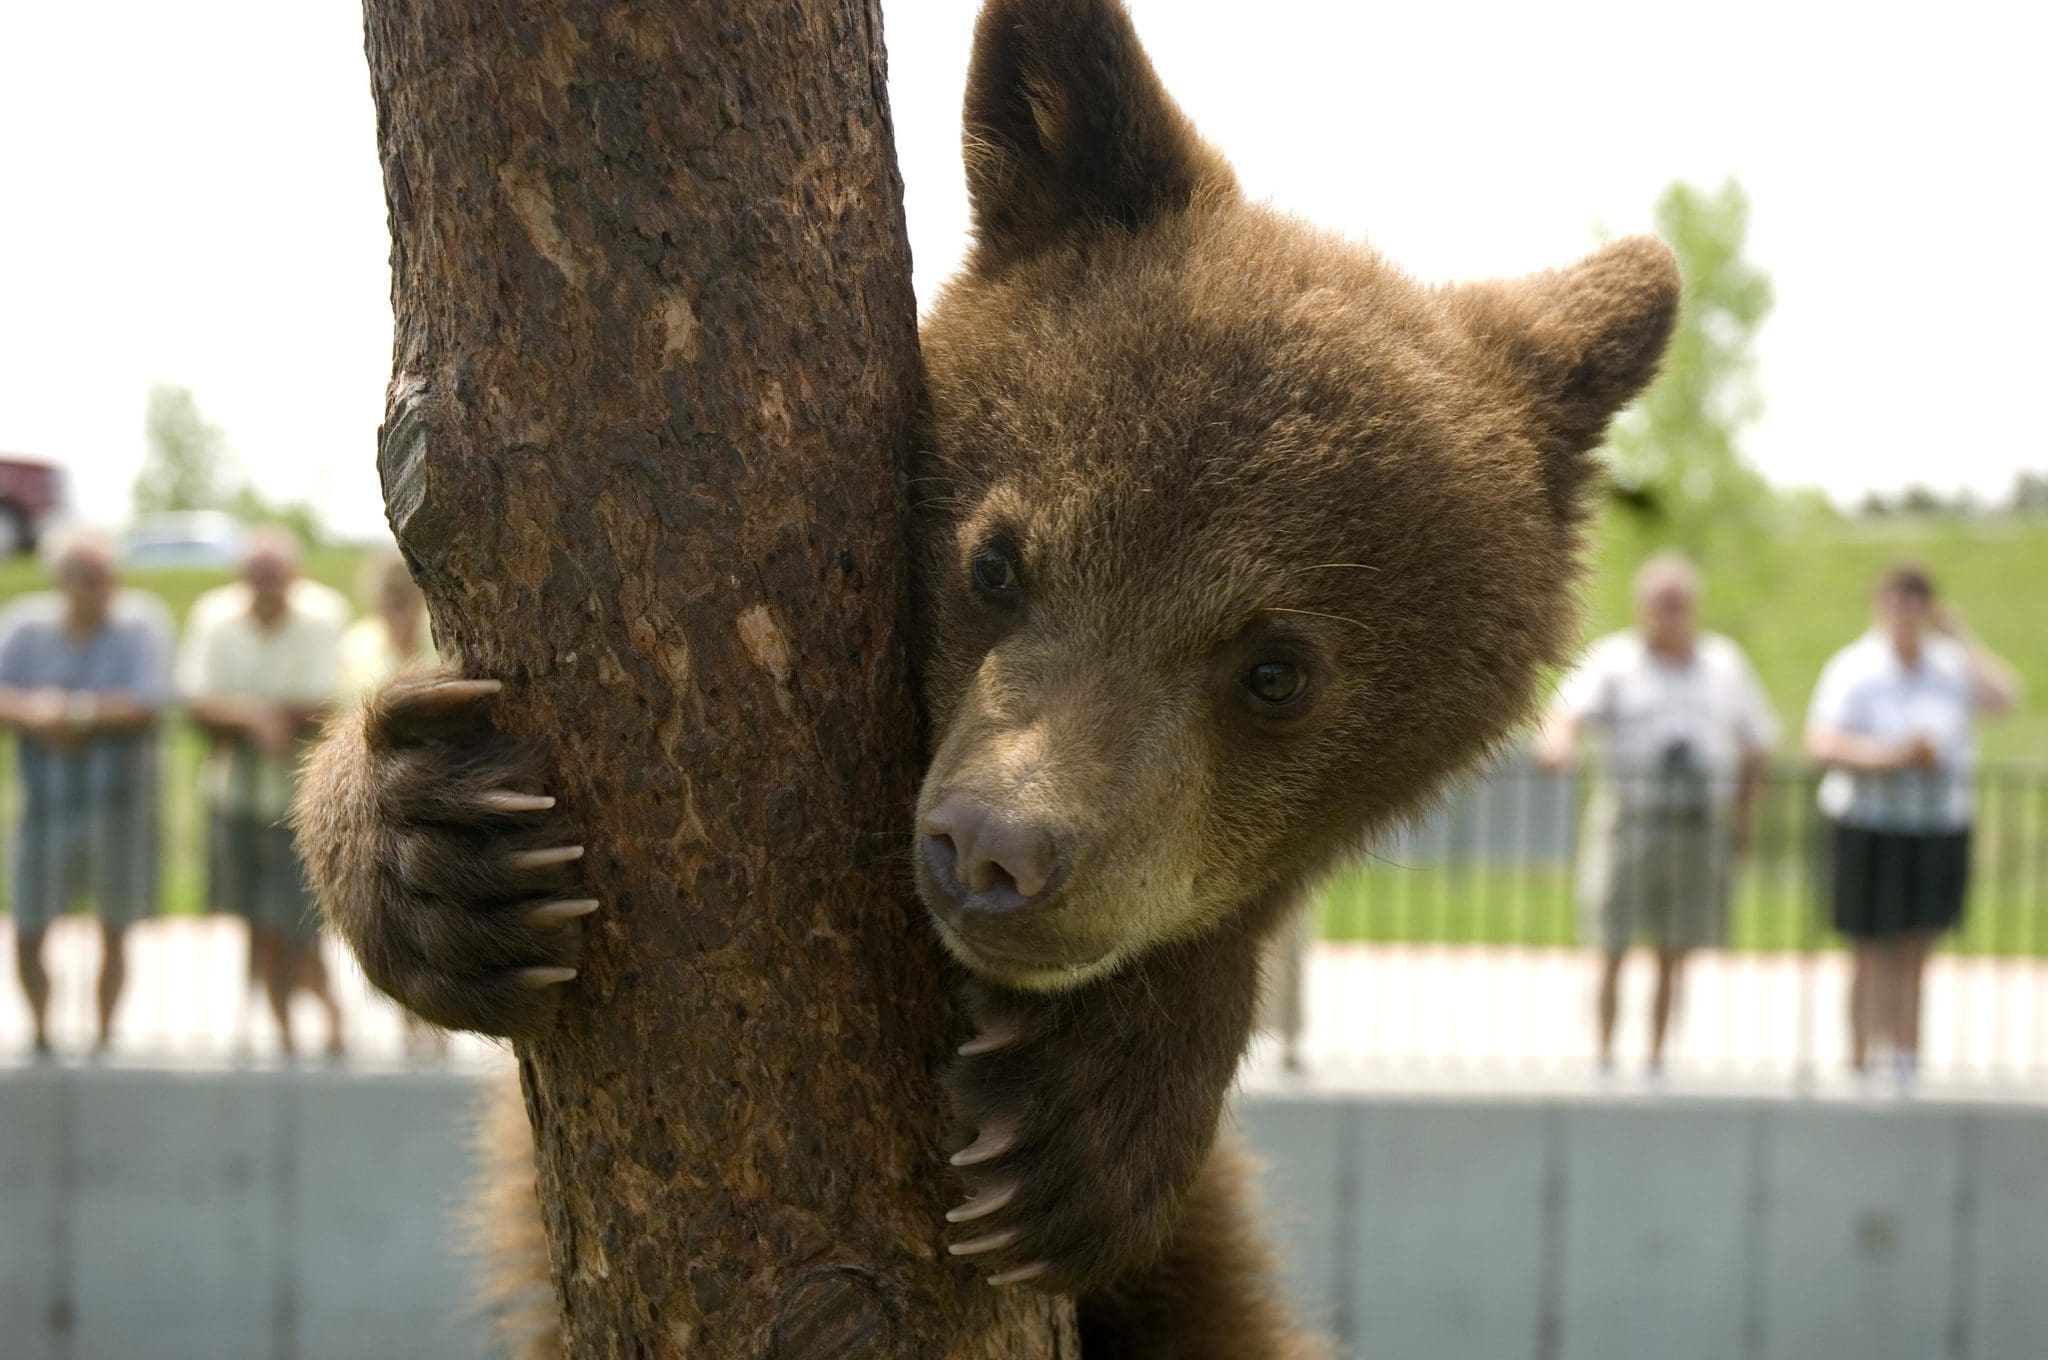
(912, 0, 1679, 992)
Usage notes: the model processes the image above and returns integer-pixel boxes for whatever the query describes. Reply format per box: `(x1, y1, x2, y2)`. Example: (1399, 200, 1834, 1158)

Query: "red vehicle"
(0, 454, 64, 555)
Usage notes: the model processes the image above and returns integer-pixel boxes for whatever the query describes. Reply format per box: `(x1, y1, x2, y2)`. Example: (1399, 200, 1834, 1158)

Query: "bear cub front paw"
(296, 669, 597, 1039)
(941, 984, 1213, 1294)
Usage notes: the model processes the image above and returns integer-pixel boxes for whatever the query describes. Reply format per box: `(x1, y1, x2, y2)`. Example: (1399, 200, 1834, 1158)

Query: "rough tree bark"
(361, 4, 1072, 1356)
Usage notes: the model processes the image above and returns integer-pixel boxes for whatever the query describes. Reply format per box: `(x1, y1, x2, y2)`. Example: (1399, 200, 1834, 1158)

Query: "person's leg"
(1848, 941, 1881, 1072)
(274, 825, 344, 1057)
(1894, 931, 1933, 1068)
(1649, 949, 1687, 1070)
(295, 943, 346, 1058)
(90, 798, 152, 1058)
(94, 920, 127, 1056)
(1596, 949, 1626, 1070)
(17, 930, 52, 1054)
(1872, 939, 1907, 1060)
(254, 927, 297, 1057)
(14, 810, 58, 1054)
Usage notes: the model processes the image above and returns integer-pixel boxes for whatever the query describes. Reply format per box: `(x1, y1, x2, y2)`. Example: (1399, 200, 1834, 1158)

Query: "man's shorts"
(209, 813, 321, 946)
(9, 800, 158, 936)
(1577, 796, 1731, 955)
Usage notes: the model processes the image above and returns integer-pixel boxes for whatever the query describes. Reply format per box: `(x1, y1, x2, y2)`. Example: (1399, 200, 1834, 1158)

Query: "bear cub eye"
(970, 542, 1023, 601)
(1246, 660, 1306, 707)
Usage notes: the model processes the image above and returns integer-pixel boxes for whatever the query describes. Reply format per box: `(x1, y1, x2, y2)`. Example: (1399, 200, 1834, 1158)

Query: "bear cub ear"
(1447, 236, 1682, 515)
(962, 0, 1238, 276)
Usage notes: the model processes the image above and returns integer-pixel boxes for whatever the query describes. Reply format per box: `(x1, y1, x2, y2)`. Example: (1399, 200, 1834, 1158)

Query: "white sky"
(1, 1, 2041, 539)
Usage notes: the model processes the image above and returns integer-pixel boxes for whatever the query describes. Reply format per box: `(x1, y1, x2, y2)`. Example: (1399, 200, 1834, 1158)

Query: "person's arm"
(52, 690, 160, 736)
(1934, 607, 2022, 716)
(1535, 707, 1579, 772)
(1804, 723, 1934, 772)
(187, 695, 295, 755)
(1729, 647, 1778, 855)
(0, 610, 53, 734)
(1803, 645, 1932, 772)
(0, 684, 67, 737)
(1730, 747, 1768, 855)
(1536, 644, 1613, 772)
(285, 700, 339, 741)
(284, 610, 348, 742)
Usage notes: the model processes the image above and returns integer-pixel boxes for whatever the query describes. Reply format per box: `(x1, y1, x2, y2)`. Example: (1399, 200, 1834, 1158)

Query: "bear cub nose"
(920, 791, 1060, 912)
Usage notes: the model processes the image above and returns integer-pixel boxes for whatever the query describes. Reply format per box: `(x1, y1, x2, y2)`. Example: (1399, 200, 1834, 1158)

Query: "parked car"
(0, 454, 66, 555)
(121, 511, 248, 571)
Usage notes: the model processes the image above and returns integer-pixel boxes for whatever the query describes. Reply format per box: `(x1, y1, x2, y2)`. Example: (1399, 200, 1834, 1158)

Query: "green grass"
(1313, 854, 2044, 956)
(0, 544, 368, 626)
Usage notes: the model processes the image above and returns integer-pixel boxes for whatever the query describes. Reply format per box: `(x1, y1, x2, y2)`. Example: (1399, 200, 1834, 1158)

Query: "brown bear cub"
(296, 0, 1677, 1355)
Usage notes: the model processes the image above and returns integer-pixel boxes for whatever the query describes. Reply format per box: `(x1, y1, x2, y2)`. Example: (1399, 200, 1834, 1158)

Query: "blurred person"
(0, 527, 173, 1057)
(1539, 553, 1778, 1077)
(1258, 916, 1310, 1073)
(340, 548, 436, 695)
(179, 526, 350, 1059)
(1806, 563, 2019, 1085)
(341, 549, 445, 1059)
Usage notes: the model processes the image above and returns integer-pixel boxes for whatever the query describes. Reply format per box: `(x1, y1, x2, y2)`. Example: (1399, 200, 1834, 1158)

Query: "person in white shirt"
(1539, 554, 1778, 1075)
(340, 549, 436, 699)
(179, 527, 350, 1059)
(1805, 563, 2019, 1081)
(339, 548, 447, 1061)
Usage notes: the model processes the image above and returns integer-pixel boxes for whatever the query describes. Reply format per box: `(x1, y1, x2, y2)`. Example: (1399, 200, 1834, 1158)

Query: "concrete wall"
(2, 1068, 2044, 1359)
(1242, 1091, 2048, 1360)
(1, 1068, 487, 1360)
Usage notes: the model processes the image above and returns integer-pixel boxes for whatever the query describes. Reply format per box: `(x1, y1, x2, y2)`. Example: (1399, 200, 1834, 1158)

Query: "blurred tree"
(1602, 179, 1774, 552)
(226, 486, 324, 547)
(2007, 471, 2048, 514)
(132, 383, 323, 541)
(133, 383, 232, 515)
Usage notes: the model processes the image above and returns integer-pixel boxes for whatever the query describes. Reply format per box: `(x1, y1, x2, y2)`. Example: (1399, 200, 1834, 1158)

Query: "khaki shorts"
(1577, 793, 1731, 954)
(209, 814, 321, 946)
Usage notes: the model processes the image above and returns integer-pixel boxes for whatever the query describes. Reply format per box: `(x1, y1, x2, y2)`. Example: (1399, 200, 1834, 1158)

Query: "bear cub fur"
(296, 1, 1678, 1355)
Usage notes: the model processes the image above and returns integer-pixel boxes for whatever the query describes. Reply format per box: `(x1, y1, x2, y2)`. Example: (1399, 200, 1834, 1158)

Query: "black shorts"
(1828, 822, 1971, 940)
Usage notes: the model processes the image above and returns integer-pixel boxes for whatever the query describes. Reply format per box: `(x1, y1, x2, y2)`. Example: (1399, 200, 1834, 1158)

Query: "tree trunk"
(360, 3, 1072, 1355)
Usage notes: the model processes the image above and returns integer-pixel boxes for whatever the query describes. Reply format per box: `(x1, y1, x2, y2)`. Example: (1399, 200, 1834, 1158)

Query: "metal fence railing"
(3, 742, 2045, 1093)
(1281, 760, 2048, 1092)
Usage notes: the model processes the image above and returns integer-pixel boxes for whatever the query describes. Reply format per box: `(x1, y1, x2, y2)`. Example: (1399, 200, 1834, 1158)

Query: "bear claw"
(987, 1262, 1050, 1288)
(527, 899, 600, 926)
(957, 1019, 1021, 1056)
(949, 1228, 1023, 1257)
(480, 790, 557, 813)
(411, 677, 503, 705)
(509, 845, 585, 870)
(518, 966, 578, 987)
(949, 1119, 1018, 1167)
(945, 1182, 1018, 1223)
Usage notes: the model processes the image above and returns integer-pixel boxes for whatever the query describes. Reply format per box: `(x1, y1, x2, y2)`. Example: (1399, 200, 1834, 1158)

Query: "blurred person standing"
(179, 526, 349, 1059)
(0, 527, 173, 1056)
(1806, 563, 2019, 1085)
(340, 549, 435, 695)
(1539, 553, 1778, 1077)
(340, 548, 445, 1058)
